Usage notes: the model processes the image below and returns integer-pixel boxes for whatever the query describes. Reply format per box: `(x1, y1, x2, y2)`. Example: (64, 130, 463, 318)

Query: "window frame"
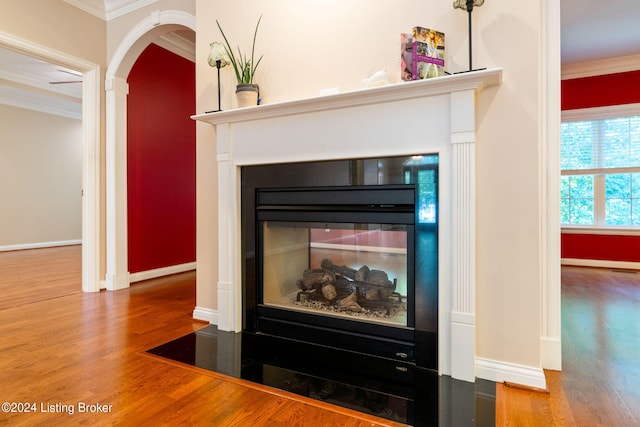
(561, 103, 640, 233)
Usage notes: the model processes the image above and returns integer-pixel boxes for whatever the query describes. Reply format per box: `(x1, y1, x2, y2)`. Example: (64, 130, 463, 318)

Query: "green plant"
(216, 16, 263, 85)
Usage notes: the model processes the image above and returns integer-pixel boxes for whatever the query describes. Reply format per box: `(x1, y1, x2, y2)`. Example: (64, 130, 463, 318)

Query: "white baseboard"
(0, 239, 81, 252)
(476, 357, 547, 390)
(561, 258, 640, 270)
(193, 306, 217, 324)
(129, 262, 196, 283)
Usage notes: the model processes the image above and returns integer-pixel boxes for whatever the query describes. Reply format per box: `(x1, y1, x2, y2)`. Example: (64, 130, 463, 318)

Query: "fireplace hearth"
(243, 155, 439, 370)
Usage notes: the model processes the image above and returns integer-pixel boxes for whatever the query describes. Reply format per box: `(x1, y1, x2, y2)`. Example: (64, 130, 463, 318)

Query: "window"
(403, 155, 438, 225)
(561, 112, 640, 227)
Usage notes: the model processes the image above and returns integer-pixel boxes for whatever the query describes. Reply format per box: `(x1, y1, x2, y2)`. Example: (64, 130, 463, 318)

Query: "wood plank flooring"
(1, 247, 639, 426)
(0, 246, 81, 310)
(497, 266, 640, 426)
(0, 247, 405, 426)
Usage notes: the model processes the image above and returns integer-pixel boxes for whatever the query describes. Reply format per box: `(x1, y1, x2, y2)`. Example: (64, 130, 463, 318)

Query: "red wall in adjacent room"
(561, 234, 640, 263)
(561, 70, 640, 110)
(561, 69, 640, 264)
(127, 43, 195, 273)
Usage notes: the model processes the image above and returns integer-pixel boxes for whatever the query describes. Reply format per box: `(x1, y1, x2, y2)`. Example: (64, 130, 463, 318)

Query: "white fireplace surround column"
(194, 68, 502, 382)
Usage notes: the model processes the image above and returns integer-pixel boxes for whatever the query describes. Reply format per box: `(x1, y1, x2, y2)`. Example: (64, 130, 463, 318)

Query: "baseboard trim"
(129, 262, 196, 283)
(193, 306, 217, 324)
(561, 258, 640, 270)
(476, 357, 547, 390)
(0, 240, 82, 252)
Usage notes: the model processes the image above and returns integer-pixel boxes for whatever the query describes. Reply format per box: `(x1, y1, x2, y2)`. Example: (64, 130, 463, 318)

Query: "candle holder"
(453, 0, 486, 73)
(207, 41, 230, 112)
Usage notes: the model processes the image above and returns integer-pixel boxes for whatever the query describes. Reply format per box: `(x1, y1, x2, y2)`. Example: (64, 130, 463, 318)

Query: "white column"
(81, 66, 102, 292)
(540, 0, 562, 370)
(105, 76, 130, 290)
(450, 89, 477, 382)
(216, 124, 241, 331)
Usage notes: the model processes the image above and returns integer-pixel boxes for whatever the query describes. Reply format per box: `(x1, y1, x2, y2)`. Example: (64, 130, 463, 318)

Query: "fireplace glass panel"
(261, 221, 409, 327)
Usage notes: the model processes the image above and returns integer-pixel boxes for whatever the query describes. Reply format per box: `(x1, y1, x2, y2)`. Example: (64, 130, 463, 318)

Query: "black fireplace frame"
(241, 156, 439, 372)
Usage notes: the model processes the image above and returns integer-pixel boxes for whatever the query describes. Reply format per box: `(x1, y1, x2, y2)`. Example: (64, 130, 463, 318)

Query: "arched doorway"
(104, 10, 196, 290)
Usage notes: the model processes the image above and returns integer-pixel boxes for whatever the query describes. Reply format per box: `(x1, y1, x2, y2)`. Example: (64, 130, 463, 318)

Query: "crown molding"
(561, 102, 640, 122)
(562, 53, 640, 80)
(64, 0, 158, 21)
(106, 0, 157, 21)
(153, 33, 195, 63)
(0, 69, 82, 99)
(64, 0, 105, 20)
(0, 91, 82, 120)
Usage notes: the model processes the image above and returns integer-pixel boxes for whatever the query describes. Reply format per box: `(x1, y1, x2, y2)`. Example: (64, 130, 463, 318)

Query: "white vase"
(236, 84, 259, 108)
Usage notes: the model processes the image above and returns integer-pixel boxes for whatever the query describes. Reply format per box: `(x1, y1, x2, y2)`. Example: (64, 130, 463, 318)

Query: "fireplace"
(194, 69, 502, 383)
(242, 155, 439, 370)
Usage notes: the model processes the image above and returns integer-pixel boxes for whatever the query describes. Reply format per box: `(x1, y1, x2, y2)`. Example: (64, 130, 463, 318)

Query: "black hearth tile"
(147, 327, 495, 426)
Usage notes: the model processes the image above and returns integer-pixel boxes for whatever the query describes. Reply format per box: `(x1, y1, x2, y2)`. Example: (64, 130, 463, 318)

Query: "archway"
(104, 10, 196, 290)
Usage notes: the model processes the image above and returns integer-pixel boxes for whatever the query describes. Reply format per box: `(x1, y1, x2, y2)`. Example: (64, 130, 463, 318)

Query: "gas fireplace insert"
(242, 156, 438, 371)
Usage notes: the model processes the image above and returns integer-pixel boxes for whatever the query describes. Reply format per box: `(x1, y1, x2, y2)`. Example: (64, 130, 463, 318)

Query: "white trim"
(540, 0, 562, 373)
(562, 227, 640, 236)
(561, 258, 640, 270)
(0, 93, 81, 120)
(129, 262, 196, 283)
(63, 0, 105, 20)
(105, 76, 130, 291)
(106, 0, 158, 21)
(0, 31, 101, 294)
(476, 357, 547, 390)
(0, 240, 82, 252)
(192, 68, 503, 125)
(562, 53, 640, 80)
(541, 336, 562, 371)
(63, 0, 159, 21)
(561, 103, 640, 122)
(153, 34, 195, 63)
(193, 306, 217, 324)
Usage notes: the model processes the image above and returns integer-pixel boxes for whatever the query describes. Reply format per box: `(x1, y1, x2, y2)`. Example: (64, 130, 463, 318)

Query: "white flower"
(208, 42, 230, 68)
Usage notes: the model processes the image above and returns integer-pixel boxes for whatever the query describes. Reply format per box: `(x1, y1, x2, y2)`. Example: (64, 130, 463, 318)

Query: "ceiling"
(560, 0, 640, 64)
(1, 0, 638, 119)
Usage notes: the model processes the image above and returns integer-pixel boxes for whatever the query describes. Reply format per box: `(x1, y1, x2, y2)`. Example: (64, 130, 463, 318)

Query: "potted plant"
(216, 16, 263, 108)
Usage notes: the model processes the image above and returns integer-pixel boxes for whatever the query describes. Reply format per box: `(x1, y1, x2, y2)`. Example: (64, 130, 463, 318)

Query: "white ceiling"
(1, 0, 638, 119)
(0, 48, 84, 119)
(560, 0, 640, 64)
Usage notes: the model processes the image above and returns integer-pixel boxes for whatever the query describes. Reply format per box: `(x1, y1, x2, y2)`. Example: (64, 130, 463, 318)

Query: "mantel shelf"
(193, 68, 502, 126)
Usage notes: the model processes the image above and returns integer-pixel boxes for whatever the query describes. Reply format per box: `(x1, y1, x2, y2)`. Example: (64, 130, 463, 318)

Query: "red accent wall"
(561, 69, 640, 263)
(561, 70, 640, 111)
(562, 234, 640, 263)
(127, 43, 195, 273)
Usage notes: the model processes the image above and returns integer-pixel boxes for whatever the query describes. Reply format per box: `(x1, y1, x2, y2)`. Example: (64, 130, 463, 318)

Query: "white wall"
(195, 0, 548, 374)
(0, 104, 82, 249)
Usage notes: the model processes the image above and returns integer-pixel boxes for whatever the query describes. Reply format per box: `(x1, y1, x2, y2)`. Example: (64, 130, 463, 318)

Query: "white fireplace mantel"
(194, 68, 502, 383)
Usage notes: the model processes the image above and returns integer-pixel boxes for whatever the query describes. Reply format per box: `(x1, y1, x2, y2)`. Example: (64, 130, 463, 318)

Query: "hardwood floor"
(497, 266, 640, 426)
(0, 246, 81, 310)
(0, 247, 405, 426)
(1, 247, 639, 426)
